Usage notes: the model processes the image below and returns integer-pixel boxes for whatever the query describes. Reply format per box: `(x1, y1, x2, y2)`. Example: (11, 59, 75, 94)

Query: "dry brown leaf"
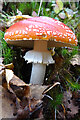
(63, 91, 79, 117)
(0, 85, 17, 119)
(2, 68, 30, 100)
(0, 69, 4, 81)
(0, 58, 5, 82)
(5, 69, 14, 90)
(2, 69, 61, 119)
(30, 85, 48, 100)
(9, 75, 49, 100)
(10, 74, 29, 87)
(0, 63, 14, 82)
(6, 69, 14, 84)
(9, 75, 30, 100)
(5, 63, 14, 70)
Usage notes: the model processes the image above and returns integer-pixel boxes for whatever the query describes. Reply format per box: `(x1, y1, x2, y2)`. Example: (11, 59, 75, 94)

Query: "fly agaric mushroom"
(4, 16, 78, 84)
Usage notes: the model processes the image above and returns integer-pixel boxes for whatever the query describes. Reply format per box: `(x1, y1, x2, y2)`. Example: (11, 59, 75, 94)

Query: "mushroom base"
(30, 63, 46, 84)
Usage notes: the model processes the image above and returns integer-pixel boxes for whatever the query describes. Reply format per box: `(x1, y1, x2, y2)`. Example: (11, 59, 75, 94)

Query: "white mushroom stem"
(30, 63, 46, 84)
(24, 40, 55, 84)
(30, 41, 48, 84)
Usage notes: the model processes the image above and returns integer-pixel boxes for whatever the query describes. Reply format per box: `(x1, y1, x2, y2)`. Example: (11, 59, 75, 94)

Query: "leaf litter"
(1, 62, 61, 119)
(1, 61, 80, 119)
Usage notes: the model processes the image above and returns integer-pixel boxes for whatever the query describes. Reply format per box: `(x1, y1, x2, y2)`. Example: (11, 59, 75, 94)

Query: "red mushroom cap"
(4, 16, 78, 48)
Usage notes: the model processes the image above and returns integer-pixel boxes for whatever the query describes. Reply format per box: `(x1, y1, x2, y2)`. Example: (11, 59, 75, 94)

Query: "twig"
(61, 104, 66, 116)
(44, 94, 53, 100)
(55, 107, 56, 120)
(43, 82, 60, 94)
(38, 0, 43, 16)
(76, 76, 80, 83)
(57, 110, 64, 119)
(64, 68, 75, 81)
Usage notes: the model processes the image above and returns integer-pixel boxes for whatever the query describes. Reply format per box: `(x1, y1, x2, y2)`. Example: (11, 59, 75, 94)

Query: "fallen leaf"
(5, 69, 13, 84)
(2, 68, 61, 119)
(5, 63, 14, 70)
(0, 57, 4, 65)
(0, 58, 5, 82)
(9, 75, 30, 99)
(63, 91, 79, 117)
(70, 54, 80, 65)
(0, 63, 14, 82)
(30, 85, 48, 100)
(0, 68, 4, 81)
(0, 85, 17, 119)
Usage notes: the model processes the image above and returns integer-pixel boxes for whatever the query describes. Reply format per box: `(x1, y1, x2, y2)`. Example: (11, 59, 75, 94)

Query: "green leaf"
(54, 4, 60, 14)
(56, 0, 63, 11)
(66, 78, 80, 90)
(0, 30, 4, 39)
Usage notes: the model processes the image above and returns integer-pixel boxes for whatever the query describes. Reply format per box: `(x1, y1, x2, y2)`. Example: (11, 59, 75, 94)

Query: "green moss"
(0, 30, 14, 64)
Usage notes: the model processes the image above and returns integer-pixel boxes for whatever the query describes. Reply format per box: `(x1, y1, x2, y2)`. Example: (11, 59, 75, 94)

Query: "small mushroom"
(4, 16, 78, 84)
